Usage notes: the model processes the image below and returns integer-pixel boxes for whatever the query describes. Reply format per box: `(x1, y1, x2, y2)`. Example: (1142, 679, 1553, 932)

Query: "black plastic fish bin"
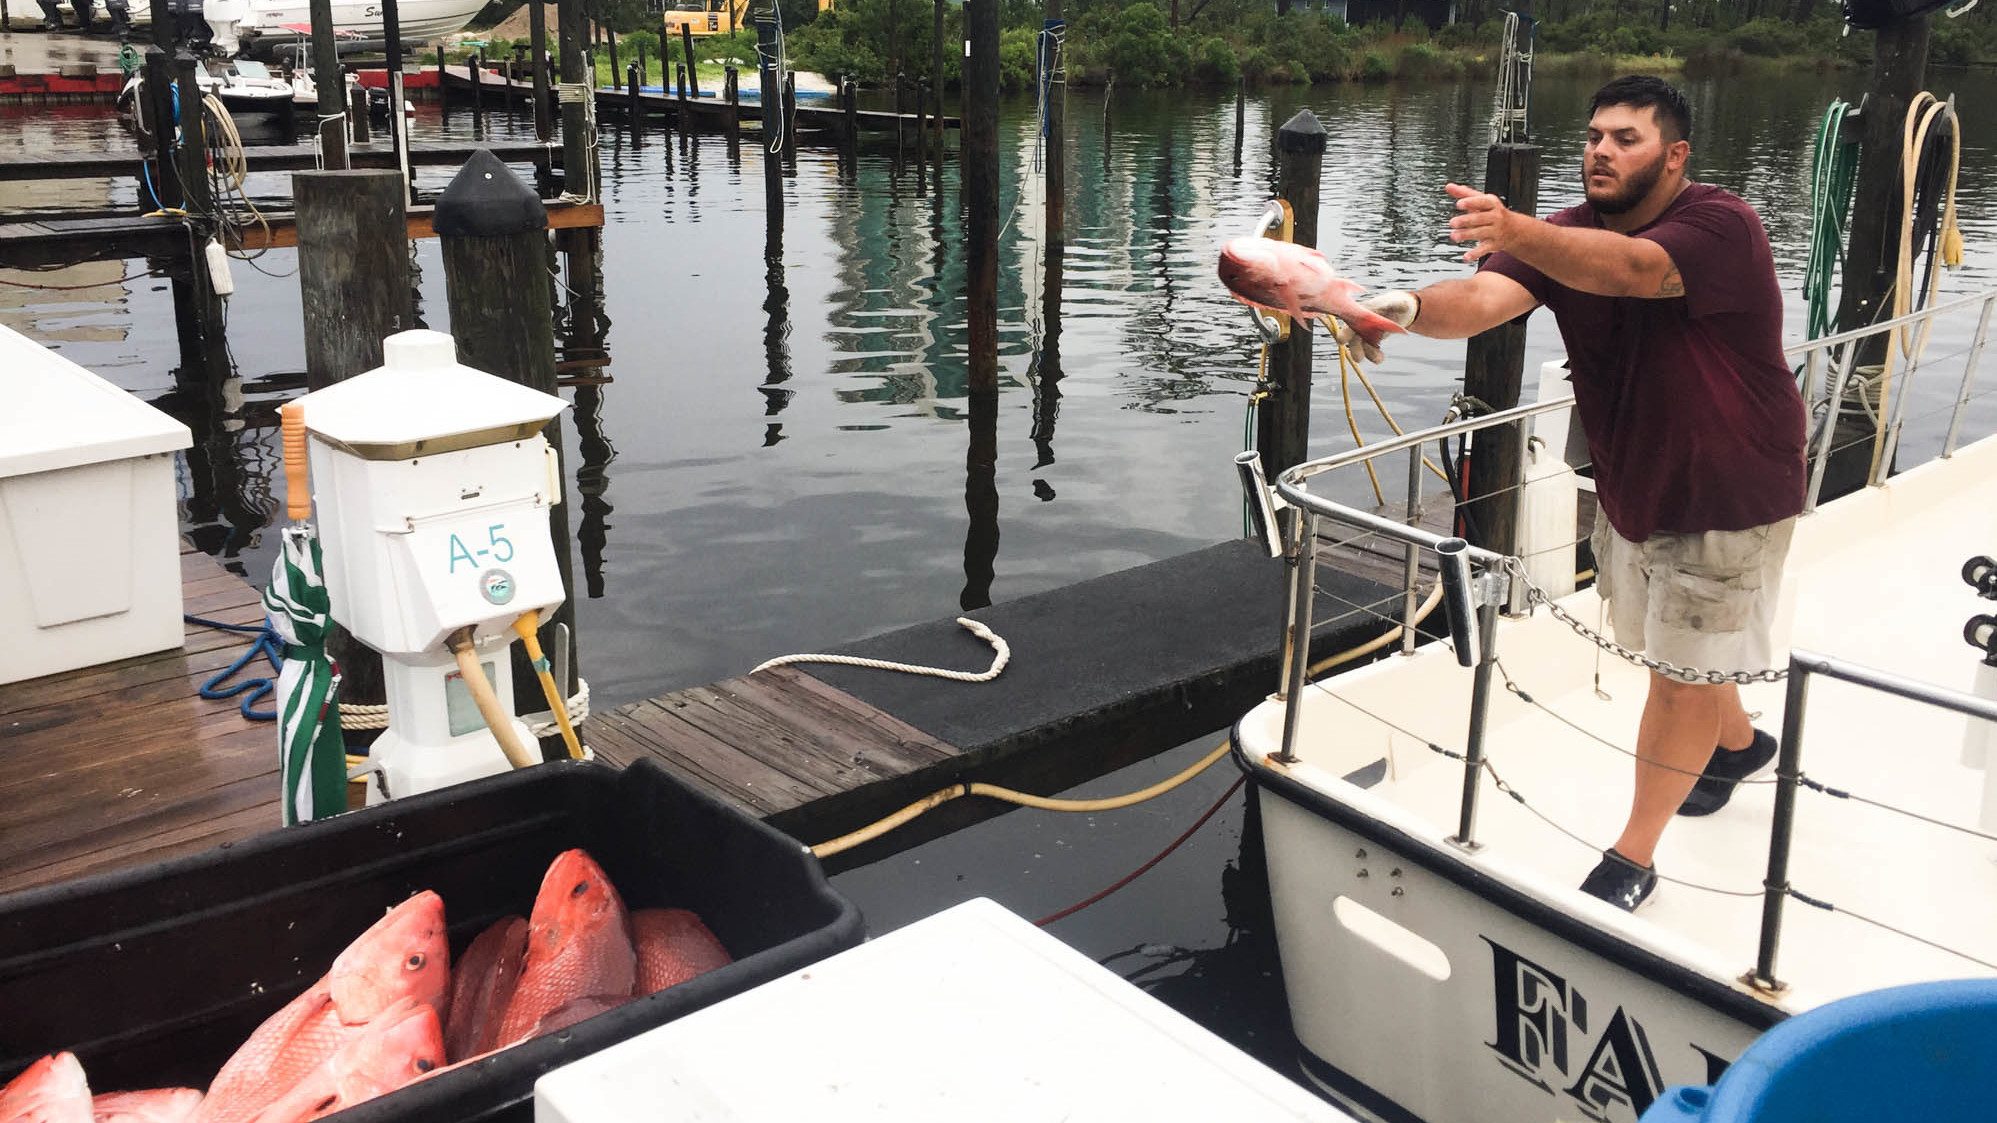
(0, 759, 866, 1121)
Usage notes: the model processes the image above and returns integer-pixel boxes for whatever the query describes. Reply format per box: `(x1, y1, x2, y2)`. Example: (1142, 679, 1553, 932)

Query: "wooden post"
(680, 22, 700, 98)
(1256, 111, 1325, 480)
(436, 151, 579, 738)
(530, 0, 553, 142)
(1043, 3, 1063, 265)
(931, 0, 944, 162)
(296, 171, 410, 388)
(782, 70, 797, 158)
(309, 0, 348, 168)
(635, 43, 645, 88)
(139, 48, 181, 211)
(755, 13, 779, 153)
(725, 65, 740, 148)
(627, 62, 641, 128)
(607, 28, 619, 92)
(350, 83, 371, 143)
(1234, 73, 1245, 172)
(381, 0, 408, 201)
(436, 45, 448, 120)
(841, 76, 857, 153)
(469, 48, 482, 118)
(676, 62, 688, 124)
(914, 77, 928, 189)
(1460, 142, 1540, 556)
(1101, 67, 1113, 173)
(1826, 15, 1933, 498)
(172, 50, 231, 390)
(558, 0, 594, 202)
(894, 71, 906, 155)
(294, 169, 411, 707)
(503, 57, 515, 111)
(965, 0, 998, 396)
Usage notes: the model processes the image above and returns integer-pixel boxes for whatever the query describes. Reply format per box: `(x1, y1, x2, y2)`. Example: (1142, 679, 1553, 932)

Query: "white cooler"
(535, 897, 1354, 1123)
(0, 326, 192, 685)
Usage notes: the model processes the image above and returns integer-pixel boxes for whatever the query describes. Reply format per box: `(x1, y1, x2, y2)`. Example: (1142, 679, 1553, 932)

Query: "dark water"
(4, 66, 1995, 1085)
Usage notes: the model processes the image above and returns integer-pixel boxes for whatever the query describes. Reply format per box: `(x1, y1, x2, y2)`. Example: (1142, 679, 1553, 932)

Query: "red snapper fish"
(632, 909, 732, 994)
(492, 850, 636, 1049)
(242, 999, 444, 1123)
(190, 891, 450, 1123)
(0, 1053, 91, 1123)
(442, 916, 528, 1062)
(90, 1090, 203, 1123)
(1216, 236, 1407, 350)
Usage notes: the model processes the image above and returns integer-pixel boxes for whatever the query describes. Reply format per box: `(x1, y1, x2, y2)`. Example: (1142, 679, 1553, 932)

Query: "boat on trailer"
(1231, 287, 1997, 1123)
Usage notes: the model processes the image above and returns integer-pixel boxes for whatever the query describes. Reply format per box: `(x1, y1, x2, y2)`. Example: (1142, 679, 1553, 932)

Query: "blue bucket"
(1642, 980, 1997, 1122)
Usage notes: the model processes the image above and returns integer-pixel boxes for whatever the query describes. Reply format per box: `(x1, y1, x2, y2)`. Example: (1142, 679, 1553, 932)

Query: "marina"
(1, 0, 1996, 1117)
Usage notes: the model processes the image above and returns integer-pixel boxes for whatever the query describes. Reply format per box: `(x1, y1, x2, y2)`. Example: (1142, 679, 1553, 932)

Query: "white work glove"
(1335, 290, 1421, 364)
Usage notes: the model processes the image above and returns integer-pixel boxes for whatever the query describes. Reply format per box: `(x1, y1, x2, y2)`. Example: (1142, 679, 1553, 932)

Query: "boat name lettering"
(1483, 938, 1730, 1123)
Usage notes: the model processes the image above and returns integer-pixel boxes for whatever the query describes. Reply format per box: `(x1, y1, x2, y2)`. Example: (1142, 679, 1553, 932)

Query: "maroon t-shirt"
(1479, 182, 1806, 542)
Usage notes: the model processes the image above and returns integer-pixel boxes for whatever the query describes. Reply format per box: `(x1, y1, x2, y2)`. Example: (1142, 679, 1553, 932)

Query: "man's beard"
(1586, 151, 1668, 216)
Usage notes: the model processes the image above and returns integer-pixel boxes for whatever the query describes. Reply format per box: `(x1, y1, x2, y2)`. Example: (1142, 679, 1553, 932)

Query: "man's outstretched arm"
(1446, 182, 1682, 300)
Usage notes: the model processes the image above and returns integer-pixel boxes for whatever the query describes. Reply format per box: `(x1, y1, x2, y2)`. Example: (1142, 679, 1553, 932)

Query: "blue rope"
(185, 614, 283, 722)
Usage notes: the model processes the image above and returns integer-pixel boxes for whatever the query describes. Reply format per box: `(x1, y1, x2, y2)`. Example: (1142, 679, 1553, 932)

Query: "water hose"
(512, 609, 584, 760)
(807, 581, 1445, 859)
(1869, 92, 1963, 481)
(445, 626, 538, 769)
(1805, 99, 1859, 341)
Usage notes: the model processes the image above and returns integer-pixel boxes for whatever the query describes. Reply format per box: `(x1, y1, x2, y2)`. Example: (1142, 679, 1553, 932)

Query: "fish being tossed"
(1216, 236, 1407, 354)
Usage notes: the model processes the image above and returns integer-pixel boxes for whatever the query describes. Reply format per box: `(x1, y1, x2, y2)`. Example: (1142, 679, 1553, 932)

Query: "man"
(1337, 76, 1807, 912)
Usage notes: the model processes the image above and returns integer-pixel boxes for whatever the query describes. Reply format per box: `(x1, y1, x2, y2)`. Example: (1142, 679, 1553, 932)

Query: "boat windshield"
(233, 61, 274, 80)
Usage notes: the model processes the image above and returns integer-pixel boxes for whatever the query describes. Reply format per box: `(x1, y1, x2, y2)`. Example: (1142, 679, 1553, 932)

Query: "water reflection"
(761, 196, 794, 443)
(572, 381, 617, 600)
(961, 388, 999, 611)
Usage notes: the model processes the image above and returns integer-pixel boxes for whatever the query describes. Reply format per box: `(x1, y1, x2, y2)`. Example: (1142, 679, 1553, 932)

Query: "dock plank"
(0, 549, 280, 897)
(0, 142, 557, 183)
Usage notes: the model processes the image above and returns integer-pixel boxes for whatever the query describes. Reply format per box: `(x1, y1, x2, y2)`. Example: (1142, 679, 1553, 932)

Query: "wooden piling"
(350, 84, 371, 143)
(1233, 73, 1245, 172)
(931, 0, 944, 163)
(1459, 141, 1540, 556)
(139, 48, 180, 210)
(503, 57, 515, 111)
(469, 48, 483, 118)
(607, 29, 619, 93)
(1044, 1, 1064, 264)
(294, 169, 411, 707)
(841, 76, 857, 153)
(627, 63, 641, 130)
(725, 66, 740, 148)
(436, 151, 580, 740)
(381, 0, 408, 199)
(172, 50, 230, 390)
(437, 45, 449, 120)
(530, 0, 552, 142)
(681, 22, 700, 98)
(677, 61, 687, 105)
(1255, 111, 1324, 480)
(309, 0, 348, 168)
(558, 0, 595, 202)
(965, 0, 998, 397)
(636, 43, 646, 89)
(914, 78, 928, 188)
(782, 71, 797, 159)
(755, 14, 781, 156)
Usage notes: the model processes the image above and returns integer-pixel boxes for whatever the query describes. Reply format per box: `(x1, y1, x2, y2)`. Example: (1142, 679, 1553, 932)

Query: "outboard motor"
(203, 0, 250, 56)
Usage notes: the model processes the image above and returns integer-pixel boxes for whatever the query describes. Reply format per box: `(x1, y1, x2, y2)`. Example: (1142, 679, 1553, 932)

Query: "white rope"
(554, 80, 600, 203)
(1490, 11, 1533, 146)
(751, 618, 1011, 682)
(338, 676, 592, 731)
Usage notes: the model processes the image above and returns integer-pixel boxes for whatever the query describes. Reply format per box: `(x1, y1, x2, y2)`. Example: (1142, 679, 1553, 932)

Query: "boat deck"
(1245, 434, 1997, 1008)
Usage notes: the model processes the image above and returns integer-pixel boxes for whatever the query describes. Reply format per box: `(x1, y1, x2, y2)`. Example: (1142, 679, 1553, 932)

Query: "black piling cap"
(436, 149, 548, 238)
(1278, 110, 1327, 155)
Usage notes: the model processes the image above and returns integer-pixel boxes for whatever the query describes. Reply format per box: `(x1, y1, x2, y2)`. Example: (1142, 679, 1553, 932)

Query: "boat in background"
(113, 0, 485, 57)
(115, 55, 296, 137)
(1230, 288, 1997, 1123)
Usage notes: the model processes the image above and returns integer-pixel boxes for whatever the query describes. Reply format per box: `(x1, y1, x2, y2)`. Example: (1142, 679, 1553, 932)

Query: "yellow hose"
(512, 610, 584, 760)
(808, 580, 1446, 859)
(446, 627, 539, 769)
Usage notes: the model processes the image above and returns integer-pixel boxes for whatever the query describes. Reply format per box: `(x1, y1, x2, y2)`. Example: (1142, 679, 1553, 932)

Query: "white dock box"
(0, 326, 192, 685)
(535, 897, 1354, 1123)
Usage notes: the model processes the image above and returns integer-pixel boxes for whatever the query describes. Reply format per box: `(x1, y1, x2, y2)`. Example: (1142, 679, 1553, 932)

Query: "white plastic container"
(534, 897, 1355, 1123)
(0, 326, 192, 685)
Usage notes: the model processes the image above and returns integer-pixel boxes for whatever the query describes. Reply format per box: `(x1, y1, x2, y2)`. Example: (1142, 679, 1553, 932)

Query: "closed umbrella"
(264, 525, 346, 825)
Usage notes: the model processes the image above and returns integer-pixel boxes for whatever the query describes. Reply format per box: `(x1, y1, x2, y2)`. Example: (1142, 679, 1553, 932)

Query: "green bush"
(1359, 49, 1391, 81)
(999, 26, 1038, 93)
(1729, 17, 1806, 58)
(1194, 35, 1240, 85)
(1397, 40, 1459, 79)
(1103, 2, 1193, 87)
(1237, 45, 1276, 82)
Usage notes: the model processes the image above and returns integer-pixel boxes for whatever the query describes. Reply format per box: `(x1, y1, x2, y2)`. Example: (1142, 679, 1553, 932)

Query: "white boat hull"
(1249, 771, 1768, 1123)
(119, 0, 484, 48)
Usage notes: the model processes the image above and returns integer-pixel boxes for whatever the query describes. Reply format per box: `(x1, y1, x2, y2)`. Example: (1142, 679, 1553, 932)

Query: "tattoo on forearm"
(1657, 266, 1685, 298)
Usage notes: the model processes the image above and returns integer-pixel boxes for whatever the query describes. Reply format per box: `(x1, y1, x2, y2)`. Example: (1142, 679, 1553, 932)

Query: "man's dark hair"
(1589, 75, 1692, 144)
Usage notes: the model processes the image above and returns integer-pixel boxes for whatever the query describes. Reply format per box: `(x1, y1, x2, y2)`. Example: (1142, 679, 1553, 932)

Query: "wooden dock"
(0, 537, 1408, 893)
(0, 198, 603, 268)
(0, 141, 559, 183)
(435, 65, 960, 140)
(0, 545, 276, 897)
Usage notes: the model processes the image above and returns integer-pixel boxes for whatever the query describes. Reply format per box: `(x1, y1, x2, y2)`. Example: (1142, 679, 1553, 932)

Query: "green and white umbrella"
(264, 526, 347, 826)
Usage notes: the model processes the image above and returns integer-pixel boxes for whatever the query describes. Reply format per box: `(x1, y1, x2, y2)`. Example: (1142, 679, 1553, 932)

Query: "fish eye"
(406, 953, 425, 970)
(570, 881, 589, 898)
(416, 1059, 435, 1073)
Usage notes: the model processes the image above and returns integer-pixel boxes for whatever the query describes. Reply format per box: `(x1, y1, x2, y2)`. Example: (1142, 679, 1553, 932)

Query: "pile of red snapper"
(0, 850, 731, 1123)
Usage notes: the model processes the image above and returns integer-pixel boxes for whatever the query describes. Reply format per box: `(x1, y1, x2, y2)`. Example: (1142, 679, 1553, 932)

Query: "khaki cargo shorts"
(1591, 517, 1795, 678)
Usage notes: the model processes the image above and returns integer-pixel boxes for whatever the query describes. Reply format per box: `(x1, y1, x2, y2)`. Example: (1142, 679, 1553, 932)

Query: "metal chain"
(1508, 560, 1788, 686)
